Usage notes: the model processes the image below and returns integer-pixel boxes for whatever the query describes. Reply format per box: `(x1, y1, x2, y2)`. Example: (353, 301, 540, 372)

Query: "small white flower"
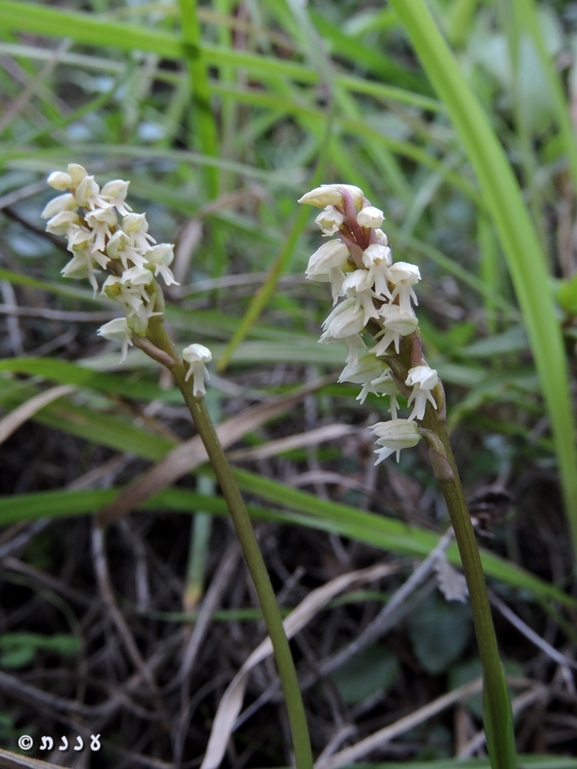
(67, 224, 94, 250)
(121, 213, 156, 250)
(47, 171, 72, 191)
(306, 240, 350, 304)
(121, 265, 154, 286)
(85, 207, 118, 251)
(389, 262, 421, 313)
(182, 343, 212, 397)
(102, 274, 151, 317)
(74, 175, 106, 210)
(61, 241, 109, 294)
(146, 244, 179, 286)
(106, 229, 147, 270)
(357, 206, 384, 229)
(298, 183, 364, 209)
(41, 193, 77, 220)
(373, 304, 419, 355)
(61, 253, 100, 293)
(315, 206, 345, 236)
(101, 179, 132, 216)
(338, 352, 386, 404)
(67, 164, 89, 188)
(306, 240, 349, 275)
(97, 317, 133, 362)
(362, 244, 393, 299)
(342, 269, 379, 325)
(370, 418, 421, 463)
(405, 365, 438, 420)
(321, 296, 366, 339)
(45, 210, 81, 236)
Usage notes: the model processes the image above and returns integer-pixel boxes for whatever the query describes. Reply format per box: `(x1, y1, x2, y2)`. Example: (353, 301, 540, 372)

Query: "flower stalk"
(42, 166, 314, 769)
(299, 183, 517, 769)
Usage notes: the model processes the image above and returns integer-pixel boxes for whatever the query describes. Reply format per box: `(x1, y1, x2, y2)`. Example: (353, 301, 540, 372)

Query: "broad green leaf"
(408, 594, 472, 674)
(330, 644, 399, 705)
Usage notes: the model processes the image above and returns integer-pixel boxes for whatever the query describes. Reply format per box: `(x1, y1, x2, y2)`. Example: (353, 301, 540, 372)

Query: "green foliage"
(330, 644, 399, 705)
(0, 632, 80, 668)
(407, 593, 472, 675)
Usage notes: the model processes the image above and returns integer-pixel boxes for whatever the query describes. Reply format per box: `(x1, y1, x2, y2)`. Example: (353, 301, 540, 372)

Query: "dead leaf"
(0, 385, 75, 445)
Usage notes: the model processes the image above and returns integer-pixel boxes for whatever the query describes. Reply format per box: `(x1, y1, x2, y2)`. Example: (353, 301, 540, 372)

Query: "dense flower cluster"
(299, 183, 439, 463)
(42, 164, 211, 397)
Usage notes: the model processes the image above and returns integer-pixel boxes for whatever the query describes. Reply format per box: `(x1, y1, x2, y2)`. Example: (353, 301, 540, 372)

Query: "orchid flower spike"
(299, 180, 437, 464)
(43, 164, 179, 360)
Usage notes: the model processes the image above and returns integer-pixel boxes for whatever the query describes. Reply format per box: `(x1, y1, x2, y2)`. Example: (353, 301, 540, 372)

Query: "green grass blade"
(514, 0, 577, 191)
(177, 0, 219, 197)
(388, 0, 577, 558)
(1, 480, 574, 610)
(0, 0, 442, 115)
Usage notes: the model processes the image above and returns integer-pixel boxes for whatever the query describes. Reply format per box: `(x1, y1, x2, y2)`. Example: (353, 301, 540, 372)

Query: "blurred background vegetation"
(0, 0, 576, 767)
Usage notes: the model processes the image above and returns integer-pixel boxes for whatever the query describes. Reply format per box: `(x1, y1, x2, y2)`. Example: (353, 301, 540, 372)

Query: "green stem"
(176, 377, 313, 769)
(143, 318, 314, 769)
(422, 402, 517, 769)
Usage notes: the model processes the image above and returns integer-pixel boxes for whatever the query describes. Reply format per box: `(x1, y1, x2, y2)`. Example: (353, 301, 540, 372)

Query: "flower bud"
(315, 206, 344, 236)
(47, 171, 72, 191)
(298, 184, 364, 209)
(67, 164, 88, 187)
(357, 206, 384, 229)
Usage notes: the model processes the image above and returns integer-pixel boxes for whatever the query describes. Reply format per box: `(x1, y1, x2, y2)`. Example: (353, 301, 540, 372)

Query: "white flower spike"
(299, 181, 439, 462)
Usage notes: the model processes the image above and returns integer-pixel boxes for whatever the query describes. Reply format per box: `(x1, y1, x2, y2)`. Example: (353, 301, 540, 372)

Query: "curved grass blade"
(388, 0, 577, 557)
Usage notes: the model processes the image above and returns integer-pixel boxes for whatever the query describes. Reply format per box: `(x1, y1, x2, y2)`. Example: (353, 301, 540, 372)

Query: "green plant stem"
(176, 378, 313, 769)
(421, 403, 516, 769)
(143, 318, 314, 769)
